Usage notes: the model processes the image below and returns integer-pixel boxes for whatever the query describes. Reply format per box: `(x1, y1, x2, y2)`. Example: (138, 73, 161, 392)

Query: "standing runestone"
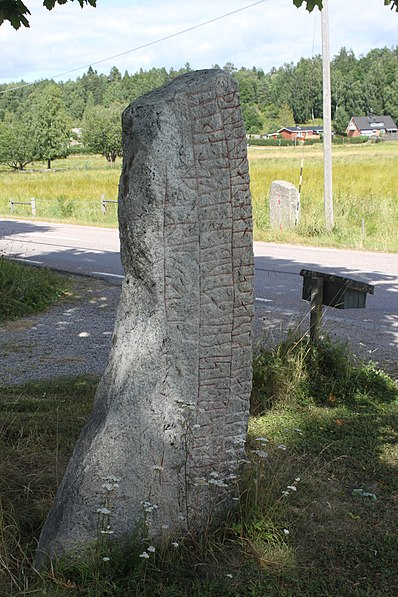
(37, 69, 254, 561)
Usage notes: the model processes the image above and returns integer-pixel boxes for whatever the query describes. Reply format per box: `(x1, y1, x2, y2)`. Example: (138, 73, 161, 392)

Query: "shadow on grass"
(1, 355, 397, 596)
(248, 338, 398, 596)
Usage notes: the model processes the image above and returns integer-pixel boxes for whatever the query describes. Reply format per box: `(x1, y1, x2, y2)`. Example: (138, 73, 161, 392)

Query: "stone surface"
(37, 69, 254, 562)
(269, 180, 300, 228)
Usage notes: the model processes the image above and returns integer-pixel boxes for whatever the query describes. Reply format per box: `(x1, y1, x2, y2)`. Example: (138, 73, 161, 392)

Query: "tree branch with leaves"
(293, 0, 398, 13)
(1, 0, 397, 30)
(0, 0, 96, 29)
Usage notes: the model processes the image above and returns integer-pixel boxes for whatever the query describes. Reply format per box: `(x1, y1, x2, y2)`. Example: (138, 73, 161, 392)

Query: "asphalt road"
(1, 218, 397, 369)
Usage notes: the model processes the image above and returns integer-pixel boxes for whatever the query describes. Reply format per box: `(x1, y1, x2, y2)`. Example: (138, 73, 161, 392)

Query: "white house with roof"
(346, 115, 397, 137)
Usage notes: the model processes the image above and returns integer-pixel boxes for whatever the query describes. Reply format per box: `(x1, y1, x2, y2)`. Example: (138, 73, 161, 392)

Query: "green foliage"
(242, 104, 263, 134)
(248, 137, 323, 146)
(1, 47, 398, 142)
(82, 104, 123, 162)
(0, 0, 96, 30)
(296, 0, 398, 10)
(28, 84, 71, 168)
(251, 334, 398, 414)
(0, 258, 68, 321)
(0, 115, 36, 169)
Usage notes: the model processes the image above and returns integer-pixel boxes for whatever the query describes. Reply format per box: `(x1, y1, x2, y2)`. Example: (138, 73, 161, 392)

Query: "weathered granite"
(37, 69, 254, 562)
(269, 180, 300, 228)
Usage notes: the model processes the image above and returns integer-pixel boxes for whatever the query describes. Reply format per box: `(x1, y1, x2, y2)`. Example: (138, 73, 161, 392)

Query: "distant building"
(277, 125, 323, 141)
(346, 115, 397, 137)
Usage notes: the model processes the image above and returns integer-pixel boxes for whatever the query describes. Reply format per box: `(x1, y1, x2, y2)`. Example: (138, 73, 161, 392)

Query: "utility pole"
(321, 0, 334, 230)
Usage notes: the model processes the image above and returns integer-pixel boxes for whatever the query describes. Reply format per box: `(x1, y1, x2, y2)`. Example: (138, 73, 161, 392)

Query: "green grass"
(1, 143, 398, 250)
(0, 154, 120, 227)
(249, 142, 398, 252)
(0, 258, 70, 322)
(1, 337, 397, 596)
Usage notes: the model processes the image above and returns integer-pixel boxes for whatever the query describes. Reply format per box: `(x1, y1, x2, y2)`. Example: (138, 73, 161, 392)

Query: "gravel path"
(1, 274, 397, 386)
(0, 276, 120, 386)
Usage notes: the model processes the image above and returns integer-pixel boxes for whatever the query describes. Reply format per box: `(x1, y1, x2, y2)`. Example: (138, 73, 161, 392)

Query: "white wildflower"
(141, 501, 159, 513)
(147, 546, 156, 553)
(102, 556, 110, 562)
(139, 552, 150, 559)
(255, 437, 269, 442)
(283, 529, 290, 535)
(192, 424, 201, 429)
(277, 444, 287, 450)
(209, 479, 228, 488)
(295, 477, 301, 482)
(226, 573, 233, 578)
(103, 482, 119, 491)
(171, 542, 179, 548)
(252, 450, 268, 458)
(103, 475, 121, 483)
(287, 485, 297, 491)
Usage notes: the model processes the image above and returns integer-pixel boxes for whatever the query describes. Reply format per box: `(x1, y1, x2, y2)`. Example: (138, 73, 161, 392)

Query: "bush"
(251, 334, 398, 414)
(68, 144, 92, 155)
(0, 258, 68, 321)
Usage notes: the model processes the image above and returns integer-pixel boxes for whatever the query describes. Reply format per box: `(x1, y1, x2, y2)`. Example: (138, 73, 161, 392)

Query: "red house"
(277, 125, 323, 141)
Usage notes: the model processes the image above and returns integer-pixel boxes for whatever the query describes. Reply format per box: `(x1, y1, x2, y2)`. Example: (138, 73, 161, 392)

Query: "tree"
(242, 104, 263, 134)
(29, 84, 71, 169)
(0, 115, 36, 170)
(263, 103, 295, 133)
(82, 104, 122, 162)
(333, 105, 349, 135)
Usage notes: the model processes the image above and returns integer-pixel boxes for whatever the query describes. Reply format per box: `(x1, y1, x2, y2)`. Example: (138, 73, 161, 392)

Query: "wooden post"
(31, 197, 36, 216)
(310, 277, 323, 343)
(9, 199, 14, 213)
(101, 194, 106, 214)
(321, 0, 334, 231)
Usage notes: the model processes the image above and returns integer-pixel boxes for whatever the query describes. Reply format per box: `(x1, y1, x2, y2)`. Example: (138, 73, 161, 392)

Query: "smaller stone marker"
(269, 180, 300, 228)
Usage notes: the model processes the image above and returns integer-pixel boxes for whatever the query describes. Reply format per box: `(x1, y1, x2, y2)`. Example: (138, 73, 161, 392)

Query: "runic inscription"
(37, 69, 254, 562)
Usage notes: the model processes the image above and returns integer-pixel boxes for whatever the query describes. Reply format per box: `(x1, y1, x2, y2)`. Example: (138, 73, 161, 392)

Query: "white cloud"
(0, 0, 396, 83)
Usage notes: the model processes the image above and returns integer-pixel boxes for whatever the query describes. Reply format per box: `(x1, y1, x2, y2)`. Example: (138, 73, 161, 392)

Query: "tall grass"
(1, 339, 397, 596)
(250, 142, 398, 251)
(0, 155, 119, 226)
(1, 144, 398, 250)
(0, 258, 69, 322)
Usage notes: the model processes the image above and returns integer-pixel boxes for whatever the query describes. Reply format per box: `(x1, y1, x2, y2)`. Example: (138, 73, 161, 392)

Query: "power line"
(0, 0, 267, 96)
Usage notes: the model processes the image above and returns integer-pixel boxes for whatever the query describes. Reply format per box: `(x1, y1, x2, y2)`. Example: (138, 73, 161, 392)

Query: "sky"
(0, 0, 397, 84)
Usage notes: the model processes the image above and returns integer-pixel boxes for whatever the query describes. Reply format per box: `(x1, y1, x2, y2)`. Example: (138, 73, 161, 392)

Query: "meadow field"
(1, 141, 397, 252)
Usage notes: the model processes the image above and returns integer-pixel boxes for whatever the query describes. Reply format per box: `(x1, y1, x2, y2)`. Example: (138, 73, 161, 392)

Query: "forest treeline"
(0, 46, 397, 168)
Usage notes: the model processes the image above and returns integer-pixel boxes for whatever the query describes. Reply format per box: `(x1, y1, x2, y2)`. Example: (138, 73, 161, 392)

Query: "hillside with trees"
(0, 46, 397, 168)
